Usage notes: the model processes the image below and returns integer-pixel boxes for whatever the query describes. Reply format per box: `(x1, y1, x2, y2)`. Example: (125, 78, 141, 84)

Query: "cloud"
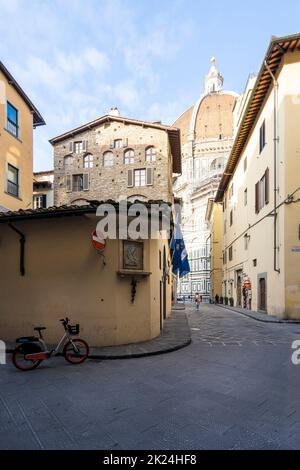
(0, 0, 196, 171)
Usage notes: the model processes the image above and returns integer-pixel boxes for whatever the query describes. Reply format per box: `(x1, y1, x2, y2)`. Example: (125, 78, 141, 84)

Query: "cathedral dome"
(174, 58, 238, 145)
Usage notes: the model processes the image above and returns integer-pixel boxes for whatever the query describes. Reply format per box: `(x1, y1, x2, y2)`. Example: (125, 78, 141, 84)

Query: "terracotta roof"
(215, 33, 300, 202)
(0, 61, 45, 127)
(0, 200, 171, 223)
(193, 93, 236, 140)
(49, 114, 181, 174)
(33, 170, 54, 176)
(173, 105, 193, 145)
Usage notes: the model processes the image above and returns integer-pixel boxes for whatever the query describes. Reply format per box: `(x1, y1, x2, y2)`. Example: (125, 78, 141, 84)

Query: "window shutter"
(83, 173, 89, 191)
(255, 181, 259, 213)
(123, 138, 128, 148)
(127, 169, 133, 187)
(146, 168, 153, 186)
(259, 127, 262, 153)
(265, 167, 269, 204)
(42, 194, 47, 208)
(69, 141, 74, 153)
(66, 174, 72, 191)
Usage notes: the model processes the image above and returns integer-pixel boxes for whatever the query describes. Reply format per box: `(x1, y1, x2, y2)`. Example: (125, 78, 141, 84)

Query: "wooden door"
(259, 278, 266, 311)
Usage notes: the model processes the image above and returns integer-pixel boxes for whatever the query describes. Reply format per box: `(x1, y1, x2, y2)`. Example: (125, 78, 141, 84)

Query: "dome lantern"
(204, 57, 224, 94)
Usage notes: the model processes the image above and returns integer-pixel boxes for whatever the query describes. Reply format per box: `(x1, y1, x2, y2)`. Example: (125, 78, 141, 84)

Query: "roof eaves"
(0, 61, 45, 127)
(215, 32, 300, 202)
(0, 199, 172, 223)
(49, 115, 178, 145)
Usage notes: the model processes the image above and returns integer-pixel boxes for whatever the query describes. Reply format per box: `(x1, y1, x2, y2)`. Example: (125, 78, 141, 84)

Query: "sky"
(1, 0, 300, 171)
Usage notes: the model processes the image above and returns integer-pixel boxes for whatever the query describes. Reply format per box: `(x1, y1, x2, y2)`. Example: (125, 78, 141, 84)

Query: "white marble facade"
(174, 59, 238, 300)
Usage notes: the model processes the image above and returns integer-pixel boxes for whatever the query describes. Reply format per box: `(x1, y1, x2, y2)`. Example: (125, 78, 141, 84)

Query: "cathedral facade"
(173, 58, 238, 301)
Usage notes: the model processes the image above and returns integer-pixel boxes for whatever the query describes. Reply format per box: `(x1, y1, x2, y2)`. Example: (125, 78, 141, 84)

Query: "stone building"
(0, 61, 45, 212)
(173, 58, 238, 301)
(50, 109, 181, 206)
(215, 33, 300, 319)
(33, 170, 54, 208)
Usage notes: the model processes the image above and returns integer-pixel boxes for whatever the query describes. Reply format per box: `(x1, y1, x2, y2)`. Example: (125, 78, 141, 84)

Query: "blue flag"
(170, 224, 190, 278)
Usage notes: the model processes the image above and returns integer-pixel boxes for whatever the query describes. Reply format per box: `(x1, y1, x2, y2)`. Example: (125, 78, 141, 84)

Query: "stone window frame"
(145, 146, 156, 162)
(103, 151, 114, 167)
(64, 155, 74, 168)
(114, 139, 123, 149)
(124, 148, 135, 165)
(83, 153, 94, 169)
(134, 168, 146, 187)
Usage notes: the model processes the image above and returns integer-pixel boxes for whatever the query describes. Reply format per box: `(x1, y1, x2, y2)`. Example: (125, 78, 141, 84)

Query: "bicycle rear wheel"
(12, 343, 43, 371)
(63, 339, 89, 364)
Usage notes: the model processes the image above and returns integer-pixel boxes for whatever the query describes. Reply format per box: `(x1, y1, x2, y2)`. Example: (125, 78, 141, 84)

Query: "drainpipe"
(8, 223, 26, 276)
(264, 60, 280, 273)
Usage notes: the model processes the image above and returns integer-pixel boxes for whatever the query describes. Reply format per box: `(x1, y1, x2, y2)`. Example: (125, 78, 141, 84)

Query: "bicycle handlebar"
(60, 317, 70, 324)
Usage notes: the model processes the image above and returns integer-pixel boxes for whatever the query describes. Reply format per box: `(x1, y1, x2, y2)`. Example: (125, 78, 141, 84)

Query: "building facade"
(33, 170, 54, 209)
(0, 62, 45, 212)
(0, 201, 172, 346)
(50, 109, 181, 206)
(205, 198, 222, 301)
(215, 34, 300, 319)
(173, 59, 238, 300)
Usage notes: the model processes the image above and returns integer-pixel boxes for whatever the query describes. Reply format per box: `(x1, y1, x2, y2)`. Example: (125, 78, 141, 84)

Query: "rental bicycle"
(12, 317, 89, 371)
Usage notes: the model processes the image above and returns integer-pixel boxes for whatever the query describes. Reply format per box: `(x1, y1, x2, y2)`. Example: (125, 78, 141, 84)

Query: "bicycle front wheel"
(63, 339, 89, 364)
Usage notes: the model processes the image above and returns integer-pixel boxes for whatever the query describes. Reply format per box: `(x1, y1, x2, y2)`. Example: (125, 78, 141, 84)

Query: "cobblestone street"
(1, 304, 300, 450)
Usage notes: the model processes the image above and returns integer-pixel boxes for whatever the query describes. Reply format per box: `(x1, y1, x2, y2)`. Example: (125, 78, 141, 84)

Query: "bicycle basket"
(67, 324, 80, 335)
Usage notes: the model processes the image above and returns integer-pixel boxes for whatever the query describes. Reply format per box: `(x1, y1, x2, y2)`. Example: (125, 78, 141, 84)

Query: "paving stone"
(1, 304, 300, 449)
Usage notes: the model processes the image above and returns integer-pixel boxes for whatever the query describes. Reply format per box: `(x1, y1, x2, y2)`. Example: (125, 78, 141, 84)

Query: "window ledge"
(117, 270, 151, 279)
(4, 191, 22, 201)
(4, 127, 23, 143)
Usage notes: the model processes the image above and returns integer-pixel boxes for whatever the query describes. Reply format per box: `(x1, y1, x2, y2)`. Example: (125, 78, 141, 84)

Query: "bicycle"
(12, 317, 89, 371)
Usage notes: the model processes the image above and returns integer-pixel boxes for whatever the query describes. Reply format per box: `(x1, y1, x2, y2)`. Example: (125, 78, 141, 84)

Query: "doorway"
(259, 277, 267, 311)
(162, 246, 167, 320)
(159, 281, 163, 331)
(236, 270, 243, 307)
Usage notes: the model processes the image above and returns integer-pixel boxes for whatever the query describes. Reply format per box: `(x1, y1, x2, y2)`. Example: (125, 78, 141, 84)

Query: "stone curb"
(6, 307, 192, 360)
(88, 338, 192, 360)
(216, 304, 300, 324)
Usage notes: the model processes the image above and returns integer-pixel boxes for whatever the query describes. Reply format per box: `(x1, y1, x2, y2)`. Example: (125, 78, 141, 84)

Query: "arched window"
(145, 146, 156, 162)
(64, 155, 74, 167)
(103, 151, 114, 167)
(83, 153, 94, 169)
(127, 195, 147, 203)
(124, 149, 134, 165)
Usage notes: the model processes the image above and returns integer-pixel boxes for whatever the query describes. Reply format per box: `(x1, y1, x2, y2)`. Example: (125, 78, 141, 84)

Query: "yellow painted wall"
(0, 70, 34, 210)
(209, 203, 222, 300)
(0, 215, 172, 346)
(281, 52, 300, 318)
(221, 50, 300, 318)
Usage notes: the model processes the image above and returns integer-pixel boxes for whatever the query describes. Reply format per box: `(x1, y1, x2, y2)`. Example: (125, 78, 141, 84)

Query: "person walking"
(195, 292, 200, 310)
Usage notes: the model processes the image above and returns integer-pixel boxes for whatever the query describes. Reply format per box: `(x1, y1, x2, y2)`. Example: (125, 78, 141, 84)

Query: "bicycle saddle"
(34, 326, 46, 331)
